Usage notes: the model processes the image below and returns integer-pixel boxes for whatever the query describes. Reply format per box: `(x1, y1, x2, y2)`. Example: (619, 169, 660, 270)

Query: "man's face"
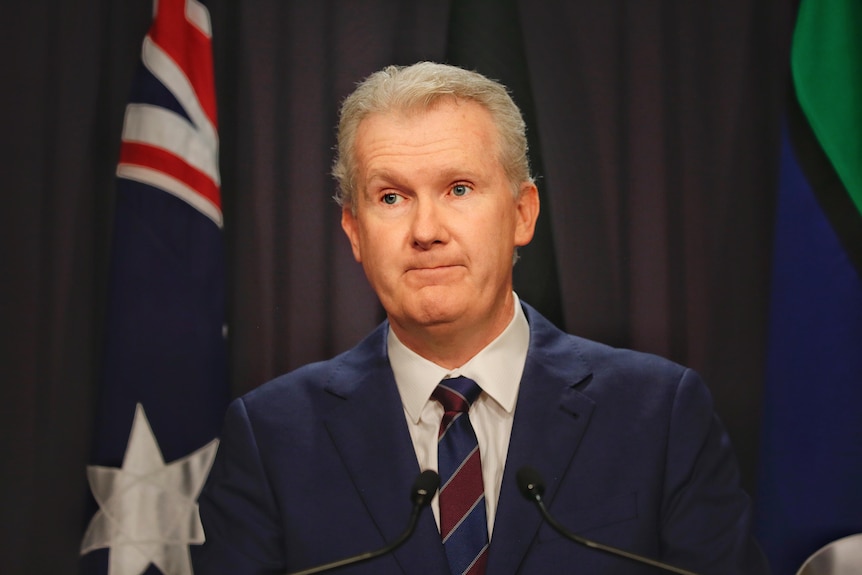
(341, 98, 539, 355)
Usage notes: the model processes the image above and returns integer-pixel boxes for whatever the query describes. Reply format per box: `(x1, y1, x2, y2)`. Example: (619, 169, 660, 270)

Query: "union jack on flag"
(118, 0, 221, 226)
(82, 0, 229, 573)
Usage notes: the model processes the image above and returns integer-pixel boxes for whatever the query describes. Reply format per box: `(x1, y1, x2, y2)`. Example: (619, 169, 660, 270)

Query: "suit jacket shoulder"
(489, 304, 769, 574)
(194, 321, 452, 574)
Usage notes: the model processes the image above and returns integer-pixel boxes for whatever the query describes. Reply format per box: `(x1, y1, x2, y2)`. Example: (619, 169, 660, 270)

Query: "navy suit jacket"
(193, 304, 769, 574)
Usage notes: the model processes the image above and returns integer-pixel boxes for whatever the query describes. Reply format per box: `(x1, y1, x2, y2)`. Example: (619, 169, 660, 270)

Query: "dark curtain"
(0, 1, 796, 573)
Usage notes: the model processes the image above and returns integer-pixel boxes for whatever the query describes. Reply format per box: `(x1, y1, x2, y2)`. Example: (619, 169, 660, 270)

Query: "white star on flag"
(81, 403, 219, 575)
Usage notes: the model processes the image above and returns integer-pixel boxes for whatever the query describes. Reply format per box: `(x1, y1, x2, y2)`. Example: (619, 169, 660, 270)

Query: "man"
(193, 62, 769, 574)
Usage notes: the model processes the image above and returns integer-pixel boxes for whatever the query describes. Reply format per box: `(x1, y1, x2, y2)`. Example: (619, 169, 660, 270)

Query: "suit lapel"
(486, 306, 597, 575)
(319, 307, 595, 575)
(322, 324, 449, 574)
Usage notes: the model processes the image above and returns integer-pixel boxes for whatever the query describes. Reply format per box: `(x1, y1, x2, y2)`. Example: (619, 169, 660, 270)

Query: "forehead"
(354, 99, 501, 171)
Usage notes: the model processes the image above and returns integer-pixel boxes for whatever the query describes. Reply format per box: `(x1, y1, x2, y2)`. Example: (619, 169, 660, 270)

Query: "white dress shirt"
(388, 294, 530, 538)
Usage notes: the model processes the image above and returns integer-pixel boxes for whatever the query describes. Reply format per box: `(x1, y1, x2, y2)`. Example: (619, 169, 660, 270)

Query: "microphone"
(287, 470, 440, 575)
(516, 466, 700, 575)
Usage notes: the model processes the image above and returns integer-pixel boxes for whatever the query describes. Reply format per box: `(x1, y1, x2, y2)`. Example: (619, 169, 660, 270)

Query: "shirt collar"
(389, 293, 530, 423)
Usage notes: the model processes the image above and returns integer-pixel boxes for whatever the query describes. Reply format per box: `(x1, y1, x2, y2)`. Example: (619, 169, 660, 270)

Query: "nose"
(410, 197, 448, 250)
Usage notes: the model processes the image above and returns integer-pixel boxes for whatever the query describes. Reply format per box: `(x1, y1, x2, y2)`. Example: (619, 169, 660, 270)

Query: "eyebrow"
(365, 170, 403, 187)
(365, 167, 481, 190)
(362, 171, 409, 198)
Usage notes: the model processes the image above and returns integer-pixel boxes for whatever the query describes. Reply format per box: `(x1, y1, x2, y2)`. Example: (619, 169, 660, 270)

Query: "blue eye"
(382, 193, 400, 205)
(452, 184, 471, 197)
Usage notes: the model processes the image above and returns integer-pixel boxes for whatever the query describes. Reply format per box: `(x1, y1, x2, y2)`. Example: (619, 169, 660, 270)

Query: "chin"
(401, 294, 469, 328)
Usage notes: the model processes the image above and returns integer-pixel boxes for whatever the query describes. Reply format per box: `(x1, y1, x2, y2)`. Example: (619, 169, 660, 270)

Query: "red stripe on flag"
(120, 142, 221, 211)
(149, 0, 218, 126)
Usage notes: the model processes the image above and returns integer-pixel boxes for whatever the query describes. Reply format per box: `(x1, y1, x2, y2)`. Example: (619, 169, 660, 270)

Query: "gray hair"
(332, 61, 533, 209)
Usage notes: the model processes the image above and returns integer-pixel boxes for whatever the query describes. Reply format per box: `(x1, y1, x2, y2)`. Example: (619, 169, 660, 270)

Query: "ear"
(514, 182, 540, 247)
(341, 207, 363, 262)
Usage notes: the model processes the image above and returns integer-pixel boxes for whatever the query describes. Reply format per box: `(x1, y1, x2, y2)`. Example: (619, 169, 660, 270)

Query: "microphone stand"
(287, 470, 439, 575)
(517, 466, 700, 575)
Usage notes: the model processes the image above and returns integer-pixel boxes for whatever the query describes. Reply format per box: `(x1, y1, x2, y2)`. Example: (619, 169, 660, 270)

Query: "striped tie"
(433, 376, 489, 575)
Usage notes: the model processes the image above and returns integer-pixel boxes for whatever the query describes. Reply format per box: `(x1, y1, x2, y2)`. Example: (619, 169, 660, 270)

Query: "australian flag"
(82, 0, 229, 573)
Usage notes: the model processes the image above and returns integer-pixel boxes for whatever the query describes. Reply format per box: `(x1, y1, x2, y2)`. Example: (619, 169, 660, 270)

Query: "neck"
(389, 299, 516, 369)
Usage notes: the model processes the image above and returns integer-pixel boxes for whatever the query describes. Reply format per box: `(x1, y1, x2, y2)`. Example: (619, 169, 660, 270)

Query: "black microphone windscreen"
(516, 466, 546, 500)
(412, 470, 440, 507)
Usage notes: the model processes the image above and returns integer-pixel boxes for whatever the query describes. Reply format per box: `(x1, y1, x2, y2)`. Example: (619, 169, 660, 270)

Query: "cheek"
(359, 234, 397, 277)
(485, 211, 518, 251)
(471, 228, 513, 273)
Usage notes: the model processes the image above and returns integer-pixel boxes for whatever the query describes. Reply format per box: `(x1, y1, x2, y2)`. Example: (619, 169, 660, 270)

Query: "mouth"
(409, 264, 456, 271)
(405, 264, 463, 281)
(407, 261, 464, 272)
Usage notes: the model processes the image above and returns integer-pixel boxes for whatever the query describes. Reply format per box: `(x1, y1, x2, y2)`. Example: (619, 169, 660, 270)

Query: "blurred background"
(8, 1, 856, 574)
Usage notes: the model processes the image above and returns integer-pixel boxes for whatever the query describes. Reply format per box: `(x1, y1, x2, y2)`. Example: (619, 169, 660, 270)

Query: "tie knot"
(432, 376, 482, 414)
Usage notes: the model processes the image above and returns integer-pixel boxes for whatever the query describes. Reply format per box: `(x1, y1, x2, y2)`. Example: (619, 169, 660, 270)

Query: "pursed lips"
(406, 260, 463, 271)
(404, 263, 464, 279)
